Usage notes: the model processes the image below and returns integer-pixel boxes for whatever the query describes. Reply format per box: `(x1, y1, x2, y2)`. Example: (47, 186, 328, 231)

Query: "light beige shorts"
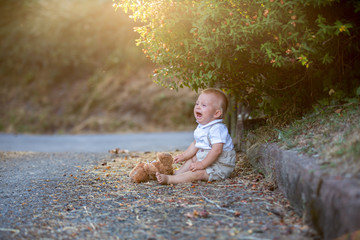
(196, 149, 236, 181)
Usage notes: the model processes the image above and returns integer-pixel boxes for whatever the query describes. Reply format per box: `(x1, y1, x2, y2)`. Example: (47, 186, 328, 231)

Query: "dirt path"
(0, 151, 318, 239)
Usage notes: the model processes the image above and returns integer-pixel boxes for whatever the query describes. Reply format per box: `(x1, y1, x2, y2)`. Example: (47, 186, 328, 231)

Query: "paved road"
(0, 152, 314, 239)
(0, 132, 316, 239)
(0, 132, 193, 153)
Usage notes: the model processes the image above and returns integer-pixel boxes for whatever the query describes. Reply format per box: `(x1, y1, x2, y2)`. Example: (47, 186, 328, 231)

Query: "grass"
(271, 101, 360, 177)
(0, 68, 197, 133)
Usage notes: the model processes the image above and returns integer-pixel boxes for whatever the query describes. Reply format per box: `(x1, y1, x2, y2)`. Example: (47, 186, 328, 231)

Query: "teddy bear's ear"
(129, 162, 142, 177)
(157, 152, 173, 165)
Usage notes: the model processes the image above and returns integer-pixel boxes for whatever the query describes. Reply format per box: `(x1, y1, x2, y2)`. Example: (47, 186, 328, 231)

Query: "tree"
(114, 0, 360, 117)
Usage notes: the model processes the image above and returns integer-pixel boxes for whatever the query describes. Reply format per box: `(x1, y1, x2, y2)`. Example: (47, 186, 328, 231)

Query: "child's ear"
(214, 109, 223, 118)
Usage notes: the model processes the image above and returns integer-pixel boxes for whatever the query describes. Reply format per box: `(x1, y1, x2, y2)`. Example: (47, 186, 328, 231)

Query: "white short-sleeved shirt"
(194, 119, 234, 151)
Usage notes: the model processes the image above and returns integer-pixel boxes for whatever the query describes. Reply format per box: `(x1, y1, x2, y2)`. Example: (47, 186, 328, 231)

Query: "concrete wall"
(247, 143, 360, 240)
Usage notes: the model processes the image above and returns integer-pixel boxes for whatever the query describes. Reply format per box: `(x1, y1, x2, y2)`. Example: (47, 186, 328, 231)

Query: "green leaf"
(215, 57, 221, 68)
(322, 53, 334, 64)
(356, 86, 360, 96)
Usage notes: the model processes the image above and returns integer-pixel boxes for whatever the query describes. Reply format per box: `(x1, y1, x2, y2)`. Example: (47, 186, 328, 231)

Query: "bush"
(114, 0, 360, 117)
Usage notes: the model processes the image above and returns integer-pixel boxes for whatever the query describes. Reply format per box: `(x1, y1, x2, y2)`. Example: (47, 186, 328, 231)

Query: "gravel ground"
(0, 151, 319, 239)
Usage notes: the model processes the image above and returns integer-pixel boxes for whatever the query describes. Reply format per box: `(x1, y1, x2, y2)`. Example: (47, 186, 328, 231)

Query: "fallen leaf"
(186, 219, 193, 226)
(234, 211, 241, 217)
(199, 209, 210, 218)
(335, 109, 342, 114)
(184, 212, 194, 219)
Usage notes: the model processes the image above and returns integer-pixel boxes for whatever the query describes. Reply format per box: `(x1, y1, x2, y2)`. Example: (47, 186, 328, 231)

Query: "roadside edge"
(247, 143, 360, 240)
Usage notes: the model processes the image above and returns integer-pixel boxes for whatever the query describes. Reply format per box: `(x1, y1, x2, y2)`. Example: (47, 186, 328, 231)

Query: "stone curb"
(247, 143, 360, 240)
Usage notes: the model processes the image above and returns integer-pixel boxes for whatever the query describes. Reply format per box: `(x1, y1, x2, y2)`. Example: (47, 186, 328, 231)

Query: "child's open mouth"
(196, 112, 202, 118)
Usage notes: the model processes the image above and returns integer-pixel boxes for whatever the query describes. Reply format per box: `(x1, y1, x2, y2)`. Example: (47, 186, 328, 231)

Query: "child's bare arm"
(189, 143, 223, 171)
(174, 140, 198, 163)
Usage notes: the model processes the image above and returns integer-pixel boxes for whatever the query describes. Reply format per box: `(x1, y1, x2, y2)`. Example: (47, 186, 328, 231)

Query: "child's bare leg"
(175, 156, 197, 175)
(157, 170, 208, 185)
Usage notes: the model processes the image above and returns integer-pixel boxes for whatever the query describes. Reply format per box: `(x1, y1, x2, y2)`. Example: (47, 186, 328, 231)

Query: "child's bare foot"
(156, 172, 169, 185)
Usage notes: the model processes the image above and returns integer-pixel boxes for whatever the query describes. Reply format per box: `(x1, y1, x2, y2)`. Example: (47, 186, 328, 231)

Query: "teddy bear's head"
(129, 152, 174, 183)
(157, 152, 173, 165)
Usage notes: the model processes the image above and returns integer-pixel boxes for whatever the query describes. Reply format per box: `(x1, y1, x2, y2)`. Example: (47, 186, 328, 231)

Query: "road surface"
(0, 151, 314, 239)
(0, 132, 193, 153)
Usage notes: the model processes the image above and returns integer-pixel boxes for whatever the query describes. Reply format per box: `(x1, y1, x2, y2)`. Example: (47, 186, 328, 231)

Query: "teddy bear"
(129, 152, 174, 183)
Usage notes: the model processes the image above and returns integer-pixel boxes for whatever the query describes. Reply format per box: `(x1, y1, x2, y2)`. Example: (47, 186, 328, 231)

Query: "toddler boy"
(156, 88, 236, 184)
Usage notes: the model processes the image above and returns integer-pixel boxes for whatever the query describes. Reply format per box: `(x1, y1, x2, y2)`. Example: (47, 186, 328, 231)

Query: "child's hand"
(173, 153, 185, 163)
(190, 161, 205, 172)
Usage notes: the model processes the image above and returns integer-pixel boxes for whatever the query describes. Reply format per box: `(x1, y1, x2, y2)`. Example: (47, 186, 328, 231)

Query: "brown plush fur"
(129, 152, 174, 183)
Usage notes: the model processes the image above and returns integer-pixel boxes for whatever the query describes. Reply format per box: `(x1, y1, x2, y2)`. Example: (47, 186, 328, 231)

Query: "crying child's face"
(194, 93, 222, 125)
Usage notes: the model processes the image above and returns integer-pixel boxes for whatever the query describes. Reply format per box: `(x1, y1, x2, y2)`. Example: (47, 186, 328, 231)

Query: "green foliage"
(114, 0, 360, 117)
(356, 86, 360, 96)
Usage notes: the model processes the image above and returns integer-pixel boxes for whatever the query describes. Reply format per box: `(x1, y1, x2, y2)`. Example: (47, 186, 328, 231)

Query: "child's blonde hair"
(201, 88, 229, 117)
